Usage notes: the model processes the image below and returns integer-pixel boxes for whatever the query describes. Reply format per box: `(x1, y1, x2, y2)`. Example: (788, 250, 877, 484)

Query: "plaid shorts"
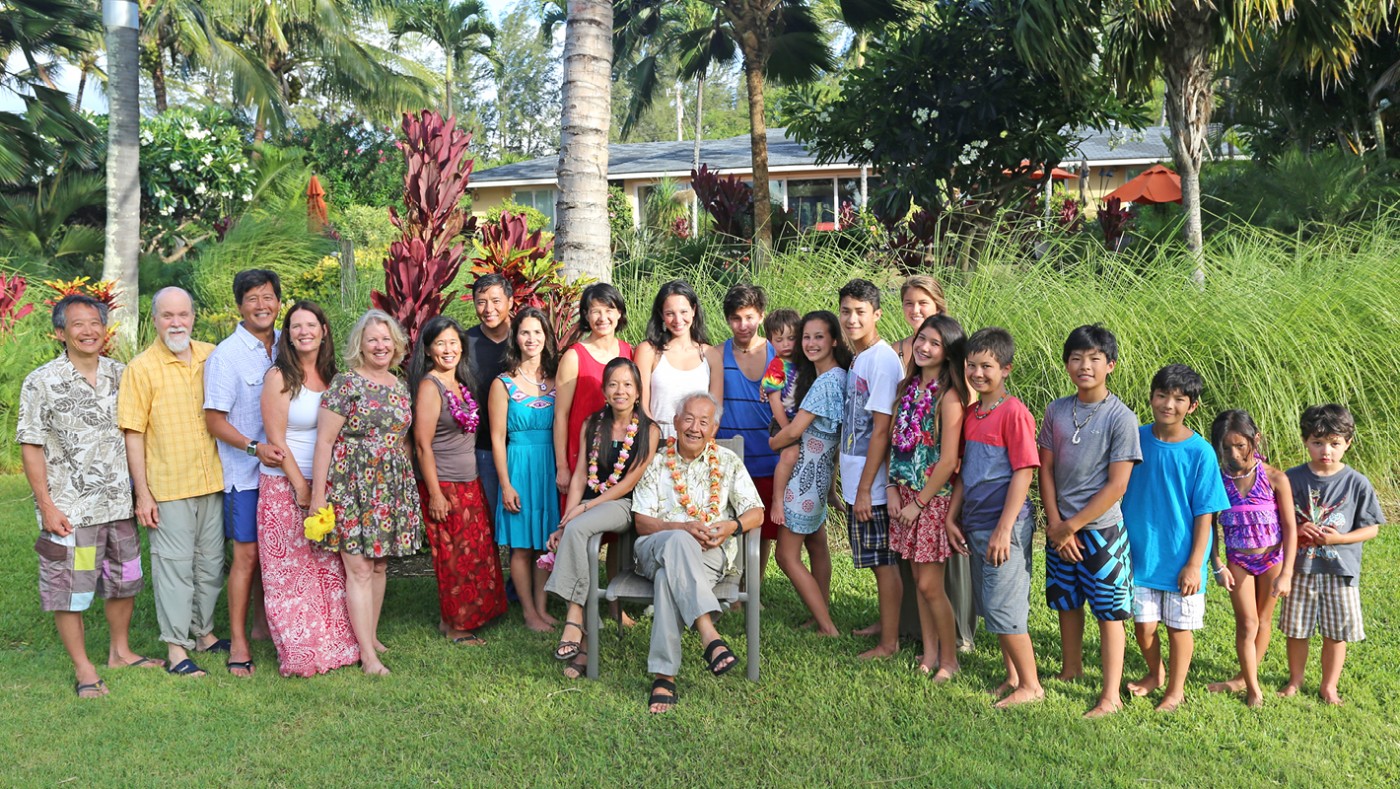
(36, 518, 144, 612)
(1278, 572, 1364, 642)
(847, 504, 898, 569)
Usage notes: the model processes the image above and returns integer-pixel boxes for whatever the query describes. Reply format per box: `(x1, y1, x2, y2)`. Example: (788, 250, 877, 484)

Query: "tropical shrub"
(608, 185, 633, 241)
(42, 276, 120, 354)
(372, 111, 478, 343)
(0, 274, 35, 335)
(691, 164, 752, 240)
(288, 116, 406, 210)
(140, 108, 257, 262)
(337, 204, 399, 249)
(467, 211, 584, 350)
(484, 200, 549, 233)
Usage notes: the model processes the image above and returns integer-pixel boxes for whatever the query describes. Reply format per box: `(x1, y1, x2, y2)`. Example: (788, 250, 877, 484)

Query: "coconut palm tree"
(1013, 0, 1389, 267)
(555, 0, 614, 282)
(210, 0, 438, 142)
(389, 0, 498, 119)
(103, 0, 142, 352)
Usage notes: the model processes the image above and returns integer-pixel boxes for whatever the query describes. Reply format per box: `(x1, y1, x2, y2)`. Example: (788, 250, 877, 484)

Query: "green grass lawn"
(3, 472, 1399, 786)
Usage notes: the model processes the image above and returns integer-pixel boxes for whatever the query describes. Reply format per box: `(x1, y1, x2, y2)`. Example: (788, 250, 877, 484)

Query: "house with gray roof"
(469, 126, 1181, 229)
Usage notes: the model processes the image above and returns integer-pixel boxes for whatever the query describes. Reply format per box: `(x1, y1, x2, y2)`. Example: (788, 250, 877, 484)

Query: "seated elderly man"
(631, 392, 763, 713)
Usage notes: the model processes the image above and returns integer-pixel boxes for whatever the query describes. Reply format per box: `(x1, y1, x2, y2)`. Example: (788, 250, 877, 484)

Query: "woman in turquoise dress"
(489, 307, 560, 632)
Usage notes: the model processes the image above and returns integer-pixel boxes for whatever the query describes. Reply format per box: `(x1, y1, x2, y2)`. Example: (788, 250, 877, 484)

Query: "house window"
(786, 178, 837, 230)
(511, 188, 556, 226)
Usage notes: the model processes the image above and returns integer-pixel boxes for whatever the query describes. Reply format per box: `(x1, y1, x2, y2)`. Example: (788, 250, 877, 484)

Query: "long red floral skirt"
(258, 474, 360, 677)
(418, 479, 508, 631)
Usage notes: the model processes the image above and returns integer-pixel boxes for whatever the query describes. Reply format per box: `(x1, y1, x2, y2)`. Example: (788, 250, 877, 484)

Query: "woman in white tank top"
(634, 280, 712, 438)
(257, 301, 359, 678)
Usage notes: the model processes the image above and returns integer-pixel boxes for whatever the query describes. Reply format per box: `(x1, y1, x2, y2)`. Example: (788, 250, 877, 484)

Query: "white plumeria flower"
(201, 153, 214, 166)
(242, 191, 253, 202)
(194, 183, 207, 195)
(170, 161, 183, 171)
(230, 162, 242, 174)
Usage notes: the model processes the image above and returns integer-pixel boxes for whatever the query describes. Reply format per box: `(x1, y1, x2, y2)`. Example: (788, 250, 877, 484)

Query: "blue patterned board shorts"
(1045, 521, 1133, 621)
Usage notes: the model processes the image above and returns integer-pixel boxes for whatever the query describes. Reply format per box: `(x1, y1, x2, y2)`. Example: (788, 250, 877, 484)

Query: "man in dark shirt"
(466, 273, 513, 514)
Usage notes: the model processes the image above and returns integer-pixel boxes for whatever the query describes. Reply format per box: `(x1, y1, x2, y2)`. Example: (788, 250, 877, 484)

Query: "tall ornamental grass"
(617, 217, 1400, 494)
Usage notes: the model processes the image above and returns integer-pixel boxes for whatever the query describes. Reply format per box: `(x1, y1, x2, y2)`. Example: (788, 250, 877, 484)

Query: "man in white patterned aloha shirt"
(18, 295, 165, 698)
(631, 392, 763, 713)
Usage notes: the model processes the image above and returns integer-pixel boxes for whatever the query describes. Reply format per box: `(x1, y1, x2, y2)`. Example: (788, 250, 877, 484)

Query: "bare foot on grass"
(1320, 689, 1345, 706)
(994, 687, 1045, 708)
(1127, 674, 1163, 697)
(1083, 699, 1123, 718)
(853, 622, 880, 638)
(524, 615, 554, 633)
(1277, 681, 1302, 698)
(1053, 669, 1083, 682)
(1244, 690, 1265, 708)
(990, 679, 1014, 699)
(374, 640, 389, 654)
(362, 662, 391, 676)
(931, 666, 959, 684)
(1208, 676, 1247, 694)
(858, 643, 898, 660)
(1154, 693, 1185, 712)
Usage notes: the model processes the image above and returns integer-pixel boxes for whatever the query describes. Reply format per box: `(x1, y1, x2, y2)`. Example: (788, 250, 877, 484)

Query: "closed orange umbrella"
(307, 175, 329, 232)
(1105, 164, 1182, 205)
(1004, 160, 1077, 180)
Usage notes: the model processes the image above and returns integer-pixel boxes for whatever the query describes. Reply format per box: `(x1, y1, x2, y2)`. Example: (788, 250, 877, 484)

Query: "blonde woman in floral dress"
(309, 310, 423, 675)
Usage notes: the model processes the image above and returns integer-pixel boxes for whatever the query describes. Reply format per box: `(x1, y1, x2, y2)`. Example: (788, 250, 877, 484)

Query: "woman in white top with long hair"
(634, 279, 711, 438)
(257, 301, 359, 677)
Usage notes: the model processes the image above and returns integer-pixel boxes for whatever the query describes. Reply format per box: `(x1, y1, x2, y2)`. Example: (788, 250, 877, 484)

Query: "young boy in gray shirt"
(1038, 325, 1142, 718)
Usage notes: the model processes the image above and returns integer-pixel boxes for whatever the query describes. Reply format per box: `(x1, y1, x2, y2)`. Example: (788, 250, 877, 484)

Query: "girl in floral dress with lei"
(769, 311, 852, 637)
(409, 315, 508, 646)
(490, 308, 561, 633)
(890, 313, 968, 680)
(310, 310, 423, 675)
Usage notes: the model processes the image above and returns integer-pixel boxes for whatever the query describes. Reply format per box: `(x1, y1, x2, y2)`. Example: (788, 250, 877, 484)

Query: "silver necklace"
(1071, 394, 1112, 445)
(517, 367, 548, 392)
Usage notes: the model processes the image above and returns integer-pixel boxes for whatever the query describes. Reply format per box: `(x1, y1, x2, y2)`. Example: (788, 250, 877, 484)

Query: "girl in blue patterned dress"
(769, 310, 851, 637)
(489, 308, 560, 632)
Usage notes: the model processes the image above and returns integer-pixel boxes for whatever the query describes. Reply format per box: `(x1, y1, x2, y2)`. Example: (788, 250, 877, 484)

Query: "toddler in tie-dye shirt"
(760, 309, 802, 526)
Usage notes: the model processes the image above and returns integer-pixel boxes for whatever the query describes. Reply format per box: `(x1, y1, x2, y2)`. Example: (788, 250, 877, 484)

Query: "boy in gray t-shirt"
(1038, 325, 1142, 718)
(1277, 404, 1385, 705)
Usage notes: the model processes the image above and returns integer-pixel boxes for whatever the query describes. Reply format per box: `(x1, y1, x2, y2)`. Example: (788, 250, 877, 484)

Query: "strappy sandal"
(562, 653, 587, 680)
(75, 679, 108, 698)
(648, 677, 678, 713)
(702, 638, 737, 677)
(554, 620, 585, 661)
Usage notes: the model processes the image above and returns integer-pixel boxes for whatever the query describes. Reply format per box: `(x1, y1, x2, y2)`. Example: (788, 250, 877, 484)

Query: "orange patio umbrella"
(1105, 164, 1182, 205)
(307, 175, 329, 233)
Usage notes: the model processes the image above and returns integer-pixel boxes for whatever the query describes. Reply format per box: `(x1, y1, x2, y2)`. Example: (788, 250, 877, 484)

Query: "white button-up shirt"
(203, 323, 278, 492)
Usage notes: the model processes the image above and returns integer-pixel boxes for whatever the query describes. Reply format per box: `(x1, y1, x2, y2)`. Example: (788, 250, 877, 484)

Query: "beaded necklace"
(971, 394, 1008, 420)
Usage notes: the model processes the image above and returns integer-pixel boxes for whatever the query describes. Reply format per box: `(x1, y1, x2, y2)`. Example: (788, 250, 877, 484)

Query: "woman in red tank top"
(553, 283, 633, 493)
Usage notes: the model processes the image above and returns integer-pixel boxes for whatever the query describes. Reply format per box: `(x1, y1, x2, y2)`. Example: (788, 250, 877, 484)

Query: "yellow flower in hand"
(303, 506, 336, 541)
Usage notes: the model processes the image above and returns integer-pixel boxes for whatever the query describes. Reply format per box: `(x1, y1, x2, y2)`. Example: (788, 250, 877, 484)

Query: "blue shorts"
(966, 515, 1034, 635)
(1045, 521, 1133, 621)
(847, 504, 898, 569)
(223, 488, 259, 543)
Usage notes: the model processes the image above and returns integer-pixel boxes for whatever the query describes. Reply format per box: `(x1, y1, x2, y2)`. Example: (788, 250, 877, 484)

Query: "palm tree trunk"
(1162, 0, 1213, 275)
(742, 53, 772, 262)
(692, 73, 704, 233)
(556, 0, 613, 282)
(444, 56, 455, 119)
(103, 0, 142, 353)
(151, 56, 168, 113)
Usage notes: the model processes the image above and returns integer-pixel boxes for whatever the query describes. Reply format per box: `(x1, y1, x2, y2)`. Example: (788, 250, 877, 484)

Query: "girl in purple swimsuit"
(1206, 410, 1298, 707)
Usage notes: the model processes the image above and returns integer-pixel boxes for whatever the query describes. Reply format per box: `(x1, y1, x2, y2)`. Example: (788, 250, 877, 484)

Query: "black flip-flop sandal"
(227, 659, 255, 676)
(195, 638, 231, 654)
(702, 638, 737, 676)
(166, 658, 206, 676)
(554, 620, 586, 661)
(75, 679, 107, 698)
(648, 677, 678, 712)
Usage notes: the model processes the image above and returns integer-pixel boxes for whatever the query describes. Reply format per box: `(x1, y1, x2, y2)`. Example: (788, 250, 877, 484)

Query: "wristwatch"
(245, 440, 259, 457)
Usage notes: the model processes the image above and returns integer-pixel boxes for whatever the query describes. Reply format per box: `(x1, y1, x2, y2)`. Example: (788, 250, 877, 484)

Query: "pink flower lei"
(892, 377, 939, 453)
(442, 386, 481, 434)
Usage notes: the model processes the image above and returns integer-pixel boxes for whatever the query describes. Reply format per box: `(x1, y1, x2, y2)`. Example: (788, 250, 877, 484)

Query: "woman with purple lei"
(408, 315, 507, 646)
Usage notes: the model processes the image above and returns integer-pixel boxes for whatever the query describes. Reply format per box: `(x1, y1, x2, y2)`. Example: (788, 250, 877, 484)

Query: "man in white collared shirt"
(204, 269, 285, 677)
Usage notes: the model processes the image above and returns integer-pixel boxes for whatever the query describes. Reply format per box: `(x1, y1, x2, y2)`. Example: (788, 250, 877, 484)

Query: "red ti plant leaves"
(372, 110, 479, 343)
(0, 273, 35, 336)
(690, 164, 753, 240)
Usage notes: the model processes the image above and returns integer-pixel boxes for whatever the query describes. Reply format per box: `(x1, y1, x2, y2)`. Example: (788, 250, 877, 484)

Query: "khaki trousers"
(149, 493, 225, 649)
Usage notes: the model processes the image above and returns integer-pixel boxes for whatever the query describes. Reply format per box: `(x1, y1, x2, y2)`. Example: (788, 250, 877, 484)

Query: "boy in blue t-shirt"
(1277, 404, 1385, 705)
(1120, 364, 1229, 712)
(948, 327, 1043, 708)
